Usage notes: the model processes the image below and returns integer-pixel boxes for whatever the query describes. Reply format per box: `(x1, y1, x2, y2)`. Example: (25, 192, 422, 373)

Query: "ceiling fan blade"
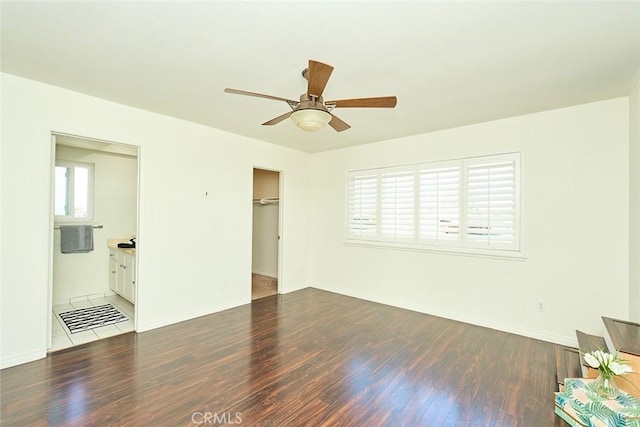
(328, 114, 351, 132)
(326, 96, 397, 108)
(307, 60, 334, 98)
(262, 111, 292, 126)
(224, 88, 296, 104)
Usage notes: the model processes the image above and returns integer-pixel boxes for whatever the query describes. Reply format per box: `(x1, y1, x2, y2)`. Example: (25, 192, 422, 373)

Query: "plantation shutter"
(380, 168, 415, 241)
(346, 152, 520, 254)
(347, 172, 378, 239)
(419, 165, 460, 245)
(465, 156, 518, 249)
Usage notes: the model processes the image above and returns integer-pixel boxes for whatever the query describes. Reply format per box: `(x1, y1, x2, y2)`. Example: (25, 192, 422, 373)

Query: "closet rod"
(54, 224, 103, 230)
(253, 198, 279, 205)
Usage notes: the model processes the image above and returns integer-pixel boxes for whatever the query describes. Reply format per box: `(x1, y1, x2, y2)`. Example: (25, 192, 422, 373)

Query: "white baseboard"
(1, 349, 46, 369)
(136, 297, 248, 333)
(310, 281, 578, 348)
(280, 280, 313, 294)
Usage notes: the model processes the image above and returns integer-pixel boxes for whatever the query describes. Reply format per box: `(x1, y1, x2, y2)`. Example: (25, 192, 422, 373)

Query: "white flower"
(584, 352, 600, 369)
(584, 349, 633, 377)
(610, 361, 633, 375)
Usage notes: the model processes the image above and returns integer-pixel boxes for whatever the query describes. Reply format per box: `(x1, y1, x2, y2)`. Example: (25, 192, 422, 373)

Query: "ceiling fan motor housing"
(297, 93, 328, 111)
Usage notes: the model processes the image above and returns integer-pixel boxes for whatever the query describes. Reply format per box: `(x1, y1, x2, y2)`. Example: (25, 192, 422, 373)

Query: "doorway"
(252, 168, 280, 300)
(48, 133, 139, 351)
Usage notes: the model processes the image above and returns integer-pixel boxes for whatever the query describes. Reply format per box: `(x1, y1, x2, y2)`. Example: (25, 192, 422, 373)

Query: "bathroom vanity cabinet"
(109, 247, 136, 303)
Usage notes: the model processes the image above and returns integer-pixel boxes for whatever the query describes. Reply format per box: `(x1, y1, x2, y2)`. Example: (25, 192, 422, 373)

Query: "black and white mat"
(59, 304, 128, 333)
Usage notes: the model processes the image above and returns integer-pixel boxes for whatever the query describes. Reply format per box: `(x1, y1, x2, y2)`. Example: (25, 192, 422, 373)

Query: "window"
(346, 153, 521, 255)
(54, 161, 94, 222)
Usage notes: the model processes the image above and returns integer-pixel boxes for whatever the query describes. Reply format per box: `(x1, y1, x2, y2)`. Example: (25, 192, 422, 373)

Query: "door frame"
(47, 132, 141, 350)
(251, 166, 283, 295)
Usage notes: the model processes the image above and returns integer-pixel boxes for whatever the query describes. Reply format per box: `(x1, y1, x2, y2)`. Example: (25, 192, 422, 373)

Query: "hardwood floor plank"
(251, 274, 277, 301)
(1, 288, 563, 426)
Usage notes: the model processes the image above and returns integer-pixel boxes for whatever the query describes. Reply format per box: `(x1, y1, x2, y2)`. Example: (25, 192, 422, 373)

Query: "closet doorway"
(252, 168, 280, 300)
(48, 134, 139, 351)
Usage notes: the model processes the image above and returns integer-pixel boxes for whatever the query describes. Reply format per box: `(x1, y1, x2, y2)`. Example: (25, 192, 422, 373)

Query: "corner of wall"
(628, 75, 640, 321)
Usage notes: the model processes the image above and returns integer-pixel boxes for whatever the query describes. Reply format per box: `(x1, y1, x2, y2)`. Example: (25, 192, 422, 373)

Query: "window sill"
(343, 239, 527, 261)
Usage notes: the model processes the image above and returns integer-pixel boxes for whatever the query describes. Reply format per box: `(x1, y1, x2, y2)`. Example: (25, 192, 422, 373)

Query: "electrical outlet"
(537, 300, 545, 312)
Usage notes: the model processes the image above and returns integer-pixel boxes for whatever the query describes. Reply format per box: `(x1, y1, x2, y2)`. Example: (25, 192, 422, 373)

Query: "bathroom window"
(54, 160, 94, 222)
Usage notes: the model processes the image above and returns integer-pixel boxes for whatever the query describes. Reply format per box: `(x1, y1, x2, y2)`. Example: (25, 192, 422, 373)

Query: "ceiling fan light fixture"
(290, 109, 331, 132)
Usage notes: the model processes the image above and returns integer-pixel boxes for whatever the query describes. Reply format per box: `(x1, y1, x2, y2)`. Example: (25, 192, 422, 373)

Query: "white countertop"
(107, 238, 136, 255)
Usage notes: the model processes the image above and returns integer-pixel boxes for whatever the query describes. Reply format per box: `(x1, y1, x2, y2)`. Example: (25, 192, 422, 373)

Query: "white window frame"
(345, 152, 523, 259)
(54, 160, 95, 223)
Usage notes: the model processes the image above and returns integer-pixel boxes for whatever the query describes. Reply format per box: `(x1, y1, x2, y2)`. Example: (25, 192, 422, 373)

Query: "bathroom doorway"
(48, 133, 139, 351)
(251, 168, 280, 300)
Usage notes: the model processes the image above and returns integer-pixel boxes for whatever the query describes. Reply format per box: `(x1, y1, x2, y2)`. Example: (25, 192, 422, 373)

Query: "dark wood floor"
(251, 273, 277, 301)
(1, 288, 564, 426)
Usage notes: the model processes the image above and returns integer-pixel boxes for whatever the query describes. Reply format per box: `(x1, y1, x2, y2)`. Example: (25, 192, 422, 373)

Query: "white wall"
(252, 204, 279, 278)
(308, 98, 629, 347)
(53, 145, 138, 304)
(0, 73, 312, 368)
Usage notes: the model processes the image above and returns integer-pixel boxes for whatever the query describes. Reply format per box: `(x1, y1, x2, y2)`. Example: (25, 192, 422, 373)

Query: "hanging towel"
(60, 225, 94, 253)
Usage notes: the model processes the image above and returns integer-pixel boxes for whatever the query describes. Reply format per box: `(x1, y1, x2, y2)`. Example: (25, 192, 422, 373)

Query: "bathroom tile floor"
(50, 294, 134, 352)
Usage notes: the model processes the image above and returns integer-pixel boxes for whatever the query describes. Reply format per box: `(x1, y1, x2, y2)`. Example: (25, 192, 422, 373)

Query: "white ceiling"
(2, 1, 639, 153)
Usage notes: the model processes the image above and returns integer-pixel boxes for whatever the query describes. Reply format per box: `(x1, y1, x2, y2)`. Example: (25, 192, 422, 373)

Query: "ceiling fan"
(224, 60, 397, 132)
